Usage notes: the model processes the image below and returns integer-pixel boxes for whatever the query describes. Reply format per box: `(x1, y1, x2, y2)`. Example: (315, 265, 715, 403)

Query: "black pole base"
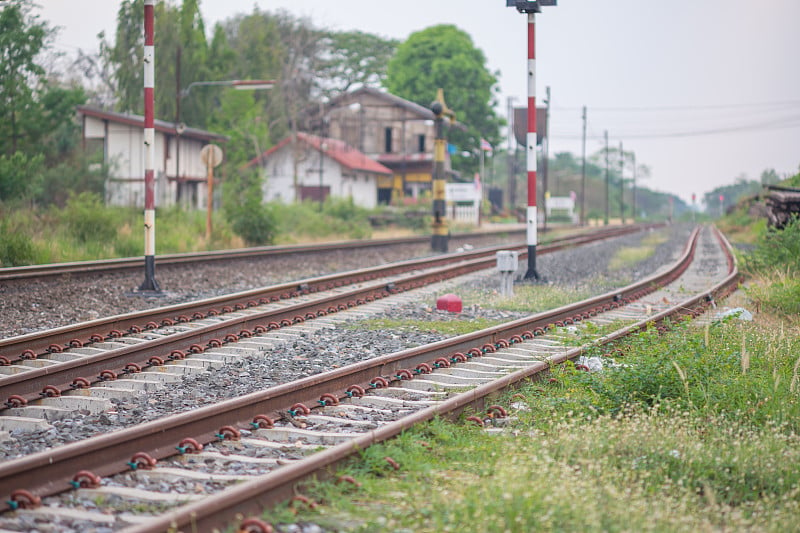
(137, 255, 161, 293)
(523, 244, 541, 280)
(431, 234, 449, 253)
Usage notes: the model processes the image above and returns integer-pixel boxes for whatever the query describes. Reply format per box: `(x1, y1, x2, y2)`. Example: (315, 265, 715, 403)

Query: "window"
(384, 127, 393, 153)
(418, 134, 426, 153)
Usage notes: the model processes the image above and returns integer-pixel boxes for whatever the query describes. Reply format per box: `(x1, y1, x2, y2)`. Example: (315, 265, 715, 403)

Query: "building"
(306, 87, 457, 204)
(77, 105, 227, 209)
(244, 132, 392, 209)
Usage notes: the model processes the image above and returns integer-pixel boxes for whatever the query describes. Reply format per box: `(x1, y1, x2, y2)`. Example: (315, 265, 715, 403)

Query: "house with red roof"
(77, 105, 227, 209)
(244, 132, 392, 209)
(303, 87, 450, 204)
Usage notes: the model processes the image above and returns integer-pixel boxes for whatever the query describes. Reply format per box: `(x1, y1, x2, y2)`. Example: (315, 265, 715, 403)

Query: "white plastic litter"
(576, 356, 605, 372)
(715, 307, 753, 321)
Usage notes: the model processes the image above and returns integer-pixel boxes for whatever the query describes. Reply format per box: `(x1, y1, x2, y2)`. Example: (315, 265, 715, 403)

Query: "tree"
(175, 0, 210, 127)
(760, 168, 780, 186)
(0, 0, 49, 155)
(316, 30, 399, 97)
(101, 0, 144, 114)
(384, 25, 503, 177)
(704, 174, 761, 214)
(218, 8, 324, 145)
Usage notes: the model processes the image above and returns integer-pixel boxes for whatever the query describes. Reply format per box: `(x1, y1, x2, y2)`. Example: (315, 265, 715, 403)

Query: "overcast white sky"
(37, 0, 800, 204)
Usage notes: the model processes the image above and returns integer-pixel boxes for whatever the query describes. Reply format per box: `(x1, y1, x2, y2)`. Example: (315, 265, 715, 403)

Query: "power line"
(552, 114, 800, 140)
(553, 99, 800, 113)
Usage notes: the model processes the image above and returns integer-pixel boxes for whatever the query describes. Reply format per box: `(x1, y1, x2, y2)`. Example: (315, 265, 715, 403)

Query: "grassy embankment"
(259, 217, 800, 532)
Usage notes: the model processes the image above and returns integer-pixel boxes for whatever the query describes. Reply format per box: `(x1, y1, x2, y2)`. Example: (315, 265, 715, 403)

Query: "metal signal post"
(430, 89, 455, 253)
(506, 0, 556, 279)
(139, 0, 160, 293)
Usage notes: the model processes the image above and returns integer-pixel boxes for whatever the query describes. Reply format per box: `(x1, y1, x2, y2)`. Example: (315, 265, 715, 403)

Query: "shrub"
(0, 221, 38, 266)
(58, 192, 119, 244)
(36, 154, 107, 207)
(0, 152, 44, 202)
(741, 216, 800, 276)
(226, 200, 277, 246)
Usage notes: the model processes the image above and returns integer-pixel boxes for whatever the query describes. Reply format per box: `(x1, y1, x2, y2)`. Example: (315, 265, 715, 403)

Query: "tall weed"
(741, 216, 800, 276)
(58, 192, 120, 244)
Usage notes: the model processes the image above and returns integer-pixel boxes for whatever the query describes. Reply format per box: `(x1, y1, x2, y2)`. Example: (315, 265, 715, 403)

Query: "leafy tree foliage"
(100, 0, 144, 114)
(0, 152, 44, 202)
(0, 1, 94, 207)
(385, 25, 503, 177)
(704, 175, 762, 214)
(0, 0, 49, 155)
(317, 30, 399, 96)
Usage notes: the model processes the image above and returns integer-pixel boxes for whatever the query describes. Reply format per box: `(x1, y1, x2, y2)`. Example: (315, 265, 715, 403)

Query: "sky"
(36, 0, 800, 205)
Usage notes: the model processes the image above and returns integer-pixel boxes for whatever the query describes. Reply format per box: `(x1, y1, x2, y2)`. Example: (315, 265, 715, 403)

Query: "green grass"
(458, 284, 595, 314)
(352, 317, 505, 336)
(261, 309, 800, 532)
(607, 231, 667, 271)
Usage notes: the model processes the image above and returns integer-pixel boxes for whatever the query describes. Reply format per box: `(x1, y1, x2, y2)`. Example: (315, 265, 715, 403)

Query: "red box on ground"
(436, 293, 462, 313)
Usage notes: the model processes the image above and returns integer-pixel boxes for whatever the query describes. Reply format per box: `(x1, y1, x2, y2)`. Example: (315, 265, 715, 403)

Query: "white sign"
(446, 183, 479, 202)
(546, 196, 575, 210)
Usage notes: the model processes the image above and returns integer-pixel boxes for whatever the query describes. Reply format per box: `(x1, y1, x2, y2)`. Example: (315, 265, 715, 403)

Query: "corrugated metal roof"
(77, 105, 228, 142)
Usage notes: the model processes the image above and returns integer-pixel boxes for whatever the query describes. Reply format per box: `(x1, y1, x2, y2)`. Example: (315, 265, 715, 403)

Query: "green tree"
(102, 0, 208, 127)
(317, 30, 399, 97)
(704, 175, 762, 215)
(0, 0, 49, 155)
(384, 25, 503, 177)
(206, 23, 236, 82)
(175, 0, 210, 128)
(0, 152, 44, 202)
(101, 0, 143, 114)
(760, 168, 779, 186)
(209, 89, 269, 169)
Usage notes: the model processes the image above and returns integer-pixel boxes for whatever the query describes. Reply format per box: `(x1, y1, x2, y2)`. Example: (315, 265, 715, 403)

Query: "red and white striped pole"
(139, 0, 160, 292)
(524, 11, 540, 280)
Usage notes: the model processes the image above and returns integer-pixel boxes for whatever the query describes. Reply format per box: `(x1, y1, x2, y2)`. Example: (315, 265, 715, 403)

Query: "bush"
(226, 200, 277, 246)
(36, 154, 107, 207)
(0, 152, 44, 202)
(741, 216, 800, 276)
(0, 221, 38, 266)
(58, 192, 119, 244)
(269, 200, 372, 242)
(322, 196, 369, 221)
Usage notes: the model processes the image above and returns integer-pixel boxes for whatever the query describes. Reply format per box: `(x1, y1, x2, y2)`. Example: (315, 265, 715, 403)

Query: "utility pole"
(138, 0, 160, 293)
(506, 96, 516, 213)
(632, 152, 637, 222)
(542, 85, 550, 232)
(580, 105, 587, 226)
(619, 141, 625, 224)
(604, 130, 609, 226)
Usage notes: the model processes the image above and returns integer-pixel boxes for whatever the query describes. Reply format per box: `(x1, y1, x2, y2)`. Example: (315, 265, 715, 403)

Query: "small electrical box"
(496, 251, 519, 273)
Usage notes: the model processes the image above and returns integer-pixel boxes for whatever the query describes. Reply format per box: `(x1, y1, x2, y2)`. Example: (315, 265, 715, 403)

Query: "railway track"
(0, 225, 739, 532)
(0, 224, 647, 411)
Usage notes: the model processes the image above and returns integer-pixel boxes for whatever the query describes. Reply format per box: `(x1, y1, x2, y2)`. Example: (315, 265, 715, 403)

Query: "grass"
(351, 317, 506, 337)
(457, 283, 596, 314)
(259, 286, 800, 532)
(607, 231, 668, 271)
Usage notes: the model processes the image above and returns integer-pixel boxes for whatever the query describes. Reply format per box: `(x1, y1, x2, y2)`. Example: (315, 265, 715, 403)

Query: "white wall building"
(244, 132, 392, 209)
(78, 105, 227, 209)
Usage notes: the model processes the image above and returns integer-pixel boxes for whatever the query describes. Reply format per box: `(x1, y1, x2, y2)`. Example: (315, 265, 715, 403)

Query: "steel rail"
(0, 224, 712, 512)
(0, 225, 652, 371)
(0, 229, 526, 282)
